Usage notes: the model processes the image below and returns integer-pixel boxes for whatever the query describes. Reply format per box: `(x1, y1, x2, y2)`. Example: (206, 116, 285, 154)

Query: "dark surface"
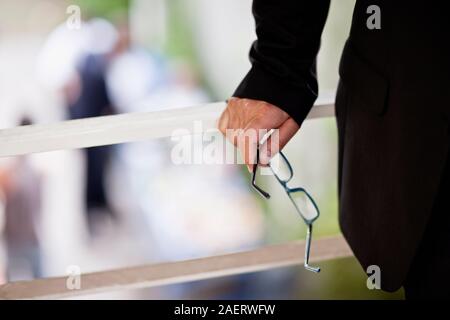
(403, 144, 450, 299)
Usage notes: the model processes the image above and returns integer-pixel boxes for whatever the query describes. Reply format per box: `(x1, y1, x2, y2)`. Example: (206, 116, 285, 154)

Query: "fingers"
(218, 99, 260, 170)
(259, 118, 300, 165)
(236, 122, 264, 172)
(217, 97, 294, 170)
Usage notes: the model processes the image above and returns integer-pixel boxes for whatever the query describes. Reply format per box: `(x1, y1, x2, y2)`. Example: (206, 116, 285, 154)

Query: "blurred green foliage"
(71, 0, 130, 20)
(164, 0, 196, 60)
(163, 0, 218, 99)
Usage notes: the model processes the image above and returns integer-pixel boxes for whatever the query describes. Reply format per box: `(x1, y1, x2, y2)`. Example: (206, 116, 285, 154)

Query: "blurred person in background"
(37, 18, 120, 236)
(105, 21, 169, 243)
(67, 49, 116, 234)
(0, 117, 43, 281)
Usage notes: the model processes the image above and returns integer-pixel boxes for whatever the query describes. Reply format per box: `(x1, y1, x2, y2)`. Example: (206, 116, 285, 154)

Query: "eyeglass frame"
(251, 147, 321, 273)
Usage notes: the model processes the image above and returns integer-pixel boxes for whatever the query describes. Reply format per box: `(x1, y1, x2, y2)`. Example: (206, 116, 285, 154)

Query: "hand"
(218, 97, 300, 171)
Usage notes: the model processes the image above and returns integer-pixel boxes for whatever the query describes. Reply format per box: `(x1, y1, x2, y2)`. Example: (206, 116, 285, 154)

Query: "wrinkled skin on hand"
(218, 97, 299, 171)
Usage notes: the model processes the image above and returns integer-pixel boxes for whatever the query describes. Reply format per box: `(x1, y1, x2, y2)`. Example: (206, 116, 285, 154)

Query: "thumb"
(259, 118, 300, 165)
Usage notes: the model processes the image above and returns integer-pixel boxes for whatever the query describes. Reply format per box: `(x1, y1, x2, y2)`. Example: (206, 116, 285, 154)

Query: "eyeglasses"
(252, 148, 321, 273)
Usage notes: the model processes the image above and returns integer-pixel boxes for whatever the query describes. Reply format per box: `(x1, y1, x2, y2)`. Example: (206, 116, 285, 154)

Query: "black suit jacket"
(234, 0, 450, 291)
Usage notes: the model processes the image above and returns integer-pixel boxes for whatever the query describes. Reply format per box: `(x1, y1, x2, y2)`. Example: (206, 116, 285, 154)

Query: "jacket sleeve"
(233, 0, 330, 126)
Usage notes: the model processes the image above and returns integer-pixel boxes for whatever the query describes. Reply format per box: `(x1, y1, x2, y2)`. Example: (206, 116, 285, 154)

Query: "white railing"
(0, 93, 352, 299)
(0, 94, 335, 158)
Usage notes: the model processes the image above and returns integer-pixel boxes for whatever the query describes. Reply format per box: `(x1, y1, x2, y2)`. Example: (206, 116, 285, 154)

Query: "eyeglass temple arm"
(304, 224, 321, 273)
(251, 150, 270, 199)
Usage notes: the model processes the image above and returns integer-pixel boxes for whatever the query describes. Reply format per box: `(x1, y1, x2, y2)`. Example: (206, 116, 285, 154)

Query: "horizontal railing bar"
(0, 235, 351, 300)
(0, 93, 335, 158)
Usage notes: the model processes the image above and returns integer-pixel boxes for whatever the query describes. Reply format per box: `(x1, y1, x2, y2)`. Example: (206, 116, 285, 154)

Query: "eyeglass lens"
(269, 152, 293, 183)
(288, 189, 319, 223)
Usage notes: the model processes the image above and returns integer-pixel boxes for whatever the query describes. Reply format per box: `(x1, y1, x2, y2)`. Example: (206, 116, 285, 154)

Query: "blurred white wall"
(130, 0, 168, 49)
(182, 0, 255, 99)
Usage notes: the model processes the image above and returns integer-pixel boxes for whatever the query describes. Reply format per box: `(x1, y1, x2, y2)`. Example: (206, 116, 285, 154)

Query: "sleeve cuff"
(233, 65, 318, 126)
